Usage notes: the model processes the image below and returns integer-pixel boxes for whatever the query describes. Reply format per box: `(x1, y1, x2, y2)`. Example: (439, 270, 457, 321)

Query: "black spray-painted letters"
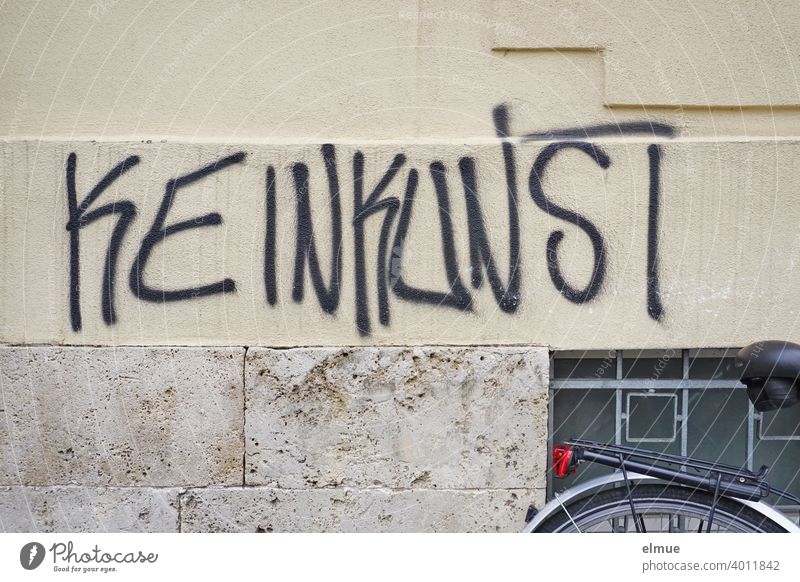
(65, 105, 672, 334)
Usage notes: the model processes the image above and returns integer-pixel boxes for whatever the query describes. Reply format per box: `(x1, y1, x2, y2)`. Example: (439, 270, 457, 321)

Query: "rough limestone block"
(0, 486, 180, 532)
(0, 347, 244, 486)
(180, 487, 544, 533)
(245, 347, 549, 489)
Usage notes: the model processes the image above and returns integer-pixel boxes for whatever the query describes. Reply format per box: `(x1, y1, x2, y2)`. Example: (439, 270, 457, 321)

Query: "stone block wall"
(0, 346, 548, 532)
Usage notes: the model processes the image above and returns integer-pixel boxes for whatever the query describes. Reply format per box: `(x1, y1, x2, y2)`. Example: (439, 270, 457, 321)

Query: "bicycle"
(523, 340, 800, 533)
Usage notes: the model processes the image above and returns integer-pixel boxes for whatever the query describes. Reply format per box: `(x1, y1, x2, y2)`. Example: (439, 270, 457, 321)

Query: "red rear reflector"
(553, 444, 576, 478)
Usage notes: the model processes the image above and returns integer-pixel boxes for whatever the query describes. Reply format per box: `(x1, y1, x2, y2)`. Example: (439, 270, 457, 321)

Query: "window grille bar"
(551, 379, 743, 390)
(747, 401, 755, 472)
(681, 350, 689, 457)
(615, 351, 623, 446)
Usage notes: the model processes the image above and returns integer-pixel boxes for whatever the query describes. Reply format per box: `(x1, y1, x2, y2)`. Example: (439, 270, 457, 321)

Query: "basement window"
(548, 349, 800, 511)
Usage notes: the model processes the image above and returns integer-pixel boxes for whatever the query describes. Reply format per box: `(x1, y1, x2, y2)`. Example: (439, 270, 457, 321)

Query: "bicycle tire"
(534, 484, 787, 532)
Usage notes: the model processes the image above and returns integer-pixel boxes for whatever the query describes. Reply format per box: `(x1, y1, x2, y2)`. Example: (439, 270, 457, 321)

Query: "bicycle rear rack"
(564, 439, 770, 501)
(554, 439, 800, 532)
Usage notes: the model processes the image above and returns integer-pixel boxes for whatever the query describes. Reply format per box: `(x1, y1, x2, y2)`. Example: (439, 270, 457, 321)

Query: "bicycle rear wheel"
(534, 484, 787, 532)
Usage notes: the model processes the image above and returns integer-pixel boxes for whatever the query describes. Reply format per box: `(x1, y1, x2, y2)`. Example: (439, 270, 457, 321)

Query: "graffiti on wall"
(65, 104, 674, 336)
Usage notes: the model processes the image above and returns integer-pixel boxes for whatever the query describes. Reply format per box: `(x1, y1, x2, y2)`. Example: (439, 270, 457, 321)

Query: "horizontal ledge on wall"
(6, 135, 800, 145)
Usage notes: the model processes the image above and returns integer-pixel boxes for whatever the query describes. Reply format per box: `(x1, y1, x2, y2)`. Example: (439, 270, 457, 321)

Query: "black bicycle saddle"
(736, 340, 800, 411)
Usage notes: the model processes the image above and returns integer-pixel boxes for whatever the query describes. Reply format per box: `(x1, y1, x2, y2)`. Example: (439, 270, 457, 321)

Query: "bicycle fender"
(521, 472, 800, 533)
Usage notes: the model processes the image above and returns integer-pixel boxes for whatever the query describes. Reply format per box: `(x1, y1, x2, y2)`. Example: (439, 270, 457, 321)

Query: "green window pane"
(551, 388, 616, 490)
(756, 409, 800, 500)
(552, 357, 616, 379)
(753, 440, 800, 500)
(687, 388, 748, 467)
(622, 351, 682, 379)
(625, 392, 677, 442)
(621, 389, 681, 456)
(689, 356, 740, 380)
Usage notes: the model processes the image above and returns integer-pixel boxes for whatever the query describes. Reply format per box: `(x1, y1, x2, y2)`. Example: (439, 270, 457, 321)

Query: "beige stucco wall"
(3, 137, 800, 348)
(4, 1, 800, 137)
(3, 1, 800, 347)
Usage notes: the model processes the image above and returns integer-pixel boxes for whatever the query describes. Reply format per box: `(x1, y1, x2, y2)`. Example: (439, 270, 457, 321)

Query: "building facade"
(2, 0, 800, 531)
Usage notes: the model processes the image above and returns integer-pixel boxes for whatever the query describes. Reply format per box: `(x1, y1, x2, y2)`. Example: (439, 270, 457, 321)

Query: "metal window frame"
(624, 392, 678, 443)
(756, 412, 800, 442)
(547, 349, 753, 499)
